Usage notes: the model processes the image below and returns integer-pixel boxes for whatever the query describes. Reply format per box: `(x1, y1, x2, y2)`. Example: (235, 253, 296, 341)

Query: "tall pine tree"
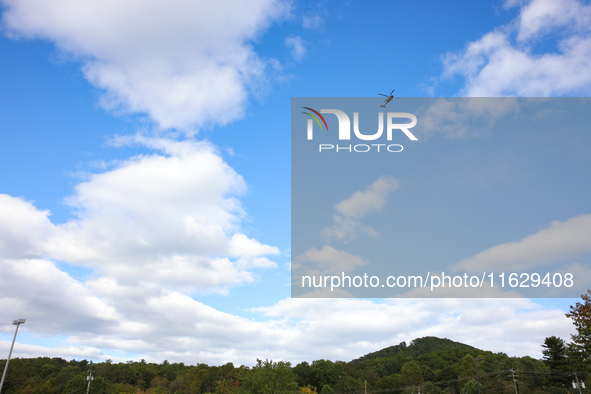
(566, 289, 591, 365)
(541, 336, 570, 387)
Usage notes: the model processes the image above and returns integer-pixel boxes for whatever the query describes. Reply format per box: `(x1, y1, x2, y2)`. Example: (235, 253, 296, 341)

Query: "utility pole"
(86, 370, 94, 394)
(508, 369, 519, 394)
(572, 372, 585, 394)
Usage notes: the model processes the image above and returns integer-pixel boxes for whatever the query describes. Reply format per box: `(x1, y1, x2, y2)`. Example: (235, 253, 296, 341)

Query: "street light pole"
(0, 319, 26, 394)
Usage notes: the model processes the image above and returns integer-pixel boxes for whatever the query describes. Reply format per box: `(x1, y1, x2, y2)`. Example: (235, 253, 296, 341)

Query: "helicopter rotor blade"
(390, 89, 395, 95)
(378, 93, 387, 97)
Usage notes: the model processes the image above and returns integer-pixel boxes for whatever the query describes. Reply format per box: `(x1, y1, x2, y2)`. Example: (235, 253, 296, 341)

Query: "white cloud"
(285, 36, 307, 61)
(515, 0, 591, 41)
(250, 297, 574, 363)
(441, 0, 591, 96)
(0, 135, 311, 367)
(302, 15, 323, 29)
(322, 176, 399, 242)
(0, 258, 119, 334)
(0, 0, 290, 131)
(292, 245, 368, 275)
(0, 195, 54, 259)
(453, 214, 591, 272)
(335, 176, 399, 218)
(45, 137, 279, 293)
(0, 341, 118, 363)
(1, 294, 576, 365)
(2, 174, 573, 365)
(321, 215, 380, 243)
(0, 137, 281, 357)
(414, 98, 520, 139)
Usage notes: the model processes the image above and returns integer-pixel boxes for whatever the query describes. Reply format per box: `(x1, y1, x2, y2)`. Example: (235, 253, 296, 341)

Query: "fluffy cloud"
(441, 0, 591, 96)
(0, 195, 54, 259)
(0, 137, 281, 357)
(249, 297, 573, 363)
(453, 214, 591, 272)
(0, 258, 119, 334)
(292, 245, 368, 275)
(285, 36, 307, 61)
(334, 176, 399, 218)
(0, 0, 290, 131)
(322, 176, 399, 242)
(49, 137, 279, 292)
(1, 294, 576, 365)
(515, 0, 591, 41)
(2, 165, 574, 365)
(414, 98, 520, 139)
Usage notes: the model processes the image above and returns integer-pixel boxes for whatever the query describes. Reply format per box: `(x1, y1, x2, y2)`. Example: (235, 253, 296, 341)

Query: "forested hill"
(0, 335, 582, 394)
(351, 337, 478, 364)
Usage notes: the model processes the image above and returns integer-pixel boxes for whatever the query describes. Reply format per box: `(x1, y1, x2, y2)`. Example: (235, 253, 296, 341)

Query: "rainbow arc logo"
(302, 107, 328, 131)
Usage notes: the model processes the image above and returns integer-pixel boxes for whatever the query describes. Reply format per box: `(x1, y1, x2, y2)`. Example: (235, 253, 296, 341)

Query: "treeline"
(2, 289, 590, 394)
(0, 336, 587, 394)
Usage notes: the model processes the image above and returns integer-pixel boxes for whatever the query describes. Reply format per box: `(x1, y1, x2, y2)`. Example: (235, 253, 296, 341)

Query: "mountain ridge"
(351, 336, 482, 364)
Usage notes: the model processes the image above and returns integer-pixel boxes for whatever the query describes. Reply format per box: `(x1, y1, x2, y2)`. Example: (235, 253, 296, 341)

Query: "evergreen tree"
(566, 289, 591, 365)
(542, 336, 568, 368)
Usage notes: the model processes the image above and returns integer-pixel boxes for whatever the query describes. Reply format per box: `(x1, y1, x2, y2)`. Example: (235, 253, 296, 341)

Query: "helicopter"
(378, 89, 400, 108)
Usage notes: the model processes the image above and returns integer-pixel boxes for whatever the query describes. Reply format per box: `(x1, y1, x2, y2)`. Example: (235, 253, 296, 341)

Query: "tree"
(216, 379, 240, 394)
(376, 375, 398, 390)
(89, 376, 108, 394)
(383, 359, 401, 376)
(566, 289, 591, 365)
(542, 335, 569, 386)
(293, 362, 314, 388)
(171, 367, 209, 394)
(309, 360, 343, 390)
(542, 336, 567, 366)
(458, 355, 475, 380)
(343, 377, 362, 393)
(460, 380, 477, 394)
(421, 382, 442, 394)
(111, 383, 136, 394)
(421, 365, 435, 383)
(398, 361, 423, 388)
(320, 385, 334, 394)
(65, 375, 87, 394)
(435, 367, 457, 392)
(238, 359, 298, 394)
(300, 386, 317, 394)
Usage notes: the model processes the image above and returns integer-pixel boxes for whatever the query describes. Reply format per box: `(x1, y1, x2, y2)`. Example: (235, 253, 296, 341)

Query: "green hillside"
(352, 337, 478, 364)
(0, 336, 586, 394)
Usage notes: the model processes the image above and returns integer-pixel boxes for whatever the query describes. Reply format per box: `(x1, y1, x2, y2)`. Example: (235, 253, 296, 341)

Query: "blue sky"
(0, 0, 590, 365)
